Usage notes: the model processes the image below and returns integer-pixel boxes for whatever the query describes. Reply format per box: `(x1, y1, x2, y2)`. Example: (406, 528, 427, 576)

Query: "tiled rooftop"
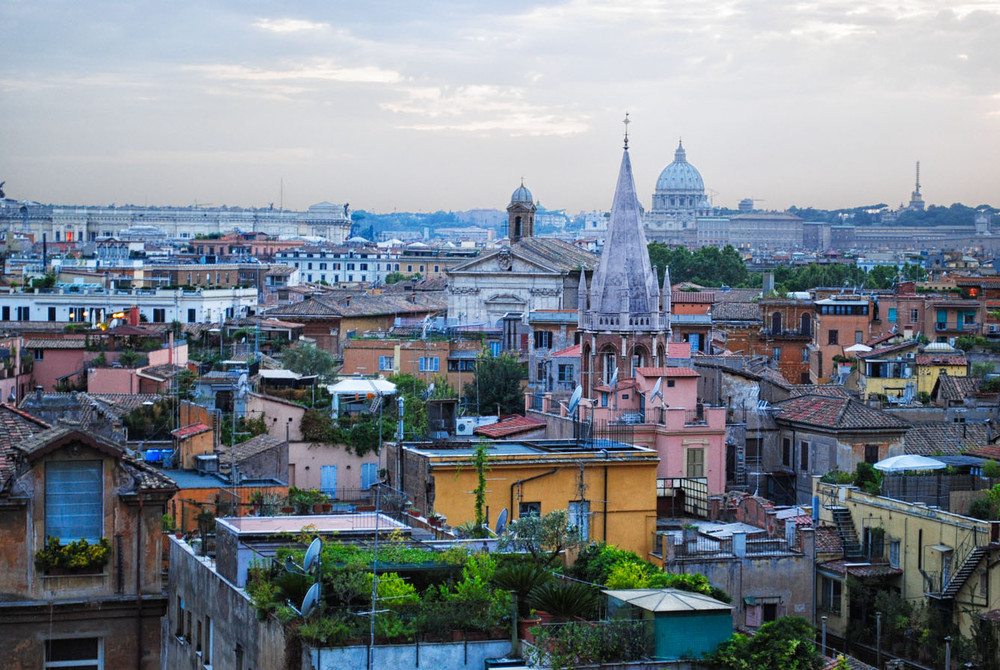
(775, 395, 909, 431)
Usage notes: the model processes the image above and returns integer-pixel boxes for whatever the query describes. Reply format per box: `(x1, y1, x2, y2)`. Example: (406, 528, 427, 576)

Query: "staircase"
(940, 546, 987, 599)
(829, 506, 864, 560)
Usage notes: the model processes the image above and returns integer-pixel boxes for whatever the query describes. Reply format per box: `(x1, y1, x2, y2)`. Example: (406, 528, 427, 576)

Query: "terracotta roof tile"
(473, 415, 546, 438)
(172, 423, 212, 439)
(775, 395, 909, 431)
(550, 344, 581, 358)
(903, 422, 992, 456)
(635, 367, 700, 378)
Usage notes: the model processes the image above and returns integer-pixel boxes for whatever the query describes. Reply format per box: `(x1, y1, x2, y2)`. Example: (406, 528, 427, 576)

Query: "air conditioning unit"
(906, 353, 915, 360)
(195, 454, 219, 474)
(989, 325, 999, 334)
(456, 418, 476, 436)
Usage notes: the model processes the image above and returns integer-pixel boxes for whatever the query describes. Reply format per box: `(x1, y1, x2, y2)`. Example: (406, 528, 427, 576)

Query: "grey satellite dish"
(238, 372, 248, 388)
(567, 385, 583, 415)
(303, 537, 322, 572)
(300, 582, 321, 618)
(284, 556, 297, 574)
(495, 508, 509, 535)
(609, 367, 618, 389)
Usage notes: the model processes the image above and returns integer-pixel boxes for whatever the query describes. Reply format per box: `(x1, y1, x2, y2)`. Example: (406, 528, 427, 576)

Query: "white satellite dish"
(300, 582, 321, 618)
(567, 385, 583, 415)
(303, 537, 322, 572)
(495, 508, 509, 535)
(426, 383, 435, 399)
(609, 367, 618, 389)
(649, 377, 663, 403)
(238, 372, 248, 388)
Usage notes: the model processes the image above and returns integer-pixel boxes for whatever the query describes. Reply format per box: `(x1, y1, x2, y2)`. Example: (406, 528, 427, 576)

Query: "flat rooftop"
(404, 438, 652, 459)
(218, 512, 406, 536)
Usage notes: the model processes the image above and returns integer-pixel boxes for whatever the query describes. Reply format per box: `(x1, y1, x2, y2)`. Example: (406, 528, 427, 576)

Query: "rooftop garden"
(245, 511, 730, 667)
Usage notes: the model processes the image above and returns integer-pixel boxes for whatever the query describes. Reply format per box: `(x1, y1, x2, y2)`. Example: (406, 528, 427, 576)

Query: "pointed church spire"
(578, 270, 588, 313)
(674, 138, 687, 163)
(587, 128, 661, 323)
(661, 265, 671, 314)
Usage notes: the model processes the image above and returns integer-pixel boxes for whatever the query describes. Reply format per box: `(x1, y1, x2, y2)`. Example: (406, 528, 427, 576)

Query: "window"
(910, 309, 919, 323)
(686, 448, 705, 478)
(418, 356, 440, 372)
(667, 379, 675, 388)
(46, 460, 103, 542)
(864, 444, 880, 464)
(800, 441, 809, 471)
(888, 308, 897, 322)
(176, 597, 185, 637)
(48, 307, 57, 322)
(855, 331, 863, 344)
(819, 576, 842, 614)
(188, 308, 197, 323)
(519, 502, 541, 518)
(558, 364, 573, 383)
(568, 500, 590, 540)
(865, 527, 884, 560)
(490, 341, 502, 357)
(45, 637, 102, 669)
(17, 306, 30, 321)
(782, 438, 791, 467)
(1, 306, 8, 321)
(153, 308, 166, 323)
(801, 347, 810, 363)
(534, 331, 552, 349)
(378, 356, 393, 371)
(772, 347, 781, 361)
(827, 329, 838, 345)
(536, 362, 546, 383)
(888, 540, 900, 568)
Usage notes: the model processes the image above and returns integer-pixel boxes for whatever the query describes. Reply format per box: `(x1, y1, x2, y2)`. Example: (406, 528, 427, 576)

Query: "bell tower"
(507, 180, 536, 243)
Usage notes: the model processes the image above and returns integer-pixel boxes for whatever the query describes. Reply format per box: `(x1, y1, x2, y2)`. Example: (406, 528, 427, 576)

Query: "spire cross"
(623, 112, 630, 149)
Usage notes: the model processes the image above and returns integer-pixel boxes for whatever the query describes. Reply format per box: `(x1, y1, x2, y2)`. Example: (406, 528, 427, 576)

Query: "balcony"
(761, 328, 812, 340)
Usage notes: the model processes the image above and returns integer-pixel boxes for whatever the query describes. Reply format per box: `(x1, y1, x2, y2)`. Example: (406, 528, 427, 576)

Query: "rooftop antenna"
(622, 112, 630, 150)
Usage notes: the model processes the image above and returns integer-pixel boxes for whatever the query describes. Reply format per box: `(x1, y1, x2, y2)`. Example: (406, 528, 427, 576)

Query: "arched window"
(800, 313, 812, 337)
(771, 311, 783, 334)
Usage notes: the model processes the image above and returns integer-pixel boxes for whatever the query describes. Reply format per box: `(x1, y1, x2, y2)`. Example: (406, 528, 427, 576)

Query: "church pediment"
(449, 248, 561, 275)
(484, 293, 527, 305)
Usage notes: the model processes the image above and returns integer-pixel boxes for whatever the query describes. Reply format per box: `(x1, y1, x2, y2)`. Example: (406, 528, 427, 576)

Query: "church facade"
(446, 184, 599, 327)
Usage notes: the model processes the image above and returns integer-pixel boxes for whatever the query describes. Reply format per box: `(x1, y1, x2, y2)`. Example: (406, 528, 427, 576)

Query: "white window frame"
(46, 460, 103, 543)
(378, 356, 393, 371)
(418, 356, 439, 372)
(44, 637, 103, 669)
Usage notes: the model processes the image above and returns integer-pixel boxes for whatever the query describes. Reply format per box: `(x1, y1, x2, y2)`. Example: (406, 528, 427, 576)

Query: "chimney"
(763, 272, 775, 294)
(128, 306, 140, 326)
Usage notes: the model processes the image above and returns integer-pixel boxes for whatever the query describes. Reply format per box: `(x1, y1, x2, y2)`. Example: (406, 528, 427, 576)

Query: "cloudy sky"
(1, 0, 997, 213)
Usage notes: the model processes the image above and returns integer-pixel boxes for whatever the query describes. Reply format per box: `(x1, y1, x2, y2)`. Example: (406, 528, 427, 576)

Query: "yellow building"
(915, 343, 968, 397)
(813, 478, 1000, 639)
(388, 439, 660, 558)
(851, 340, 967, 402)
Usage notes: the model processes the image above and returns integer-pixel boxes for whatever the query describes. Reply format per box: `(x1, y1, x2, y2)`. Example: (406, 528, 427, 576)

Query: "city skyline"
(1, 1, 998, 214)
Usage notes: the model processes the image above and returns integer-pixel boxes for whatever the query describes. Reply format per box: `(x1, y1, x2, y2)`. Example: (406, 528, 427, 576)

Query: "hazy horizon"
(2, 1, 998, 214)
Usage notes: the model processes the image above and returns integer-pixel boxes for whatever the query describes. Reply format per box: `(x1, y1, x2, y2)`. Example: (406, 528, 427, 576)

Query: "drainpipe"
(136, 492, 144, 669)
(509, 469, 557, 518)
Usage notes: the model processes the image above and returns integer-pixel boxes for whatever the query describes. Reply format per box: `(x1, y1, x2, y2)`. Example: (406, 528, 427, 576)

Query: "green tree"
(496, 509, 586, 567)
(279, 342, 336, 380)
(713, 616, 822, 670)
(464, 351, 525, 416)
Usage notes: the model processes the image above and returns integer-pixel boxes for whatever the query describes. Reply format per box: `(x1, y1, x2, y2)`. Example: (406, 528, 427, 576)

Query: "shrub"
(527, 581, 599, 621)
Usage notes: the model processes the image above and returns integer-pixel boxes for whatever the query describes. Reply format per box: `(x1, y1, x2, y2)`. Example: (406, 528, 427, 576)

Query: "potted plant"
(35, 536, 112, 575)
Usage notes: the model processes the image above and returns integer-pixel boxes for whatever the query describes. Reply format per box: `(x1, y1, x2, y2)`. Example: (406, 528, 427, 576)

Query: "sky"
(1, 1, 998, 214)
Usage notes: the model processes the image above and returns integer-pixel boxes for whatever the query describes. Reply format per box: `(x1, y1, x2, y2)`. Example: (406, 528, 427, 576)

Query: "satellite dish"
(237, 372, 248, 388)
(609, 367, 618, 389)
(649, 377, 663, 403)
(567, 385, 583, 415)
(284, 556, 297, 574)
(303, 537, 322, 572)
(300, 582, 321, 618)
(495, 508, 509, 535)
(426, 383, 435, 398)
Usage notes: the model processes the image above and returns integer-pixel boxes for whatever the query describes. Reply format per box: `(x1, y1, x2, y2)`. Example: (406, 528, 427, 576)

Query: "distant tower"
(580, 118, 671, 398)
(507, 180, 536, 243)
(909, 161, 925, 211)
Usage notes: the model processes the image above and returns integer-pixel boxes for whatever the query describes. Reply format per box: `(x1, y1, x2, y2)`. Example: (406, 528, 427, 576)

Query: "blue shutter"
(321, 465, 337, 497)
(361, 463, 378, 490)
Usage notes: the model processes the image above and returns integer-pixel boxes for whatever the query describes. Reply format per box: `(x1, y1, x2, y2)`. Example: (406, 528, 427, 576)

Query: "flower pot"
(320, 503, 332, 513)
(281, 506, 295, 514)
(518, 617, 541, 642)
(175, 530, 184, 539)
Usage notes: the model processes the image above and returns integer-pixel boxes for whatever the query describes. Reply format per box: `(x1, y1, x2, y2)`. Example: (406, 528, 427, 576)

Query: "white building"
(0, 286, 258, 325)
